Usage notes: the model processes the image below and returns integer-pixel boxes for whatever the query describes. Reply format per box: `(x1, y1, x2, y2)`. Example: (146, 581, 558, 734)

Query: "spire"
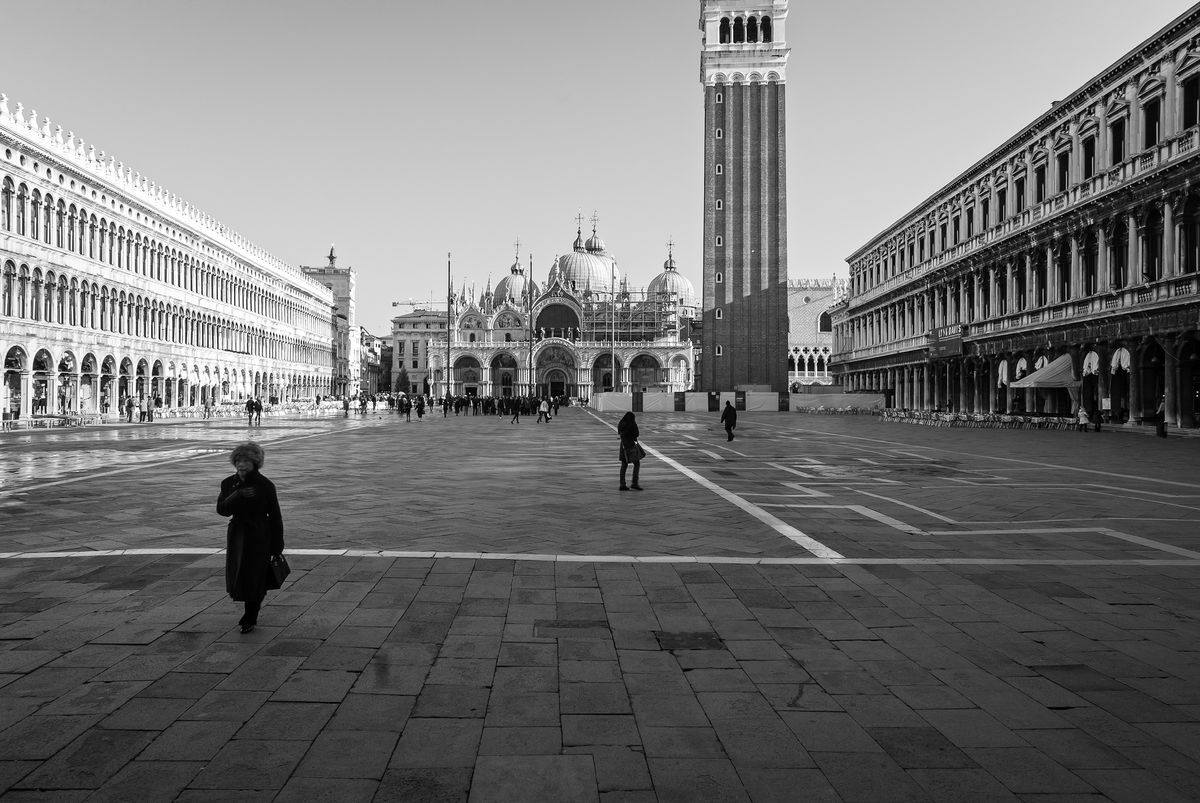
(327, 244, 337, 268)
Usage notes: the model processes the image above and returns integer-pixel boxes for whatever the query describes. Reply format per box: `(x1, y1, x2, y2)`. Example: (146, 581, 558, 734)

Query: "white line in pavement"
(585, 411, 843, 559)
(788, 426, 1200, 490)
(2, 547, 1200, 567)
(698, 450, 724, 460)
(846, 504, 930, 535)
(849, 488, 959, 523)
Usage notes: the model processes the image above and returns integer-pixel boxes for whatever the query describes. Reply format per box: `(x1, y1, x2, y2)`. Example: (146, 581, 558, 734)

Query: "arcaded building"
(787, 278, 845, 390)
(1, 94, 337, 418)
(699, 1, 791, 392)
(831, 6, 1200, 429)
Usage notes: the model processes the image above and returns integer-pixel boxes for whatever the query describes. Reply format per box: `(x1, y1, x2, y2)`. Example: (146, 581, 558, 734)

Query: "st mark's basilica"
(411, 219, 698, 400)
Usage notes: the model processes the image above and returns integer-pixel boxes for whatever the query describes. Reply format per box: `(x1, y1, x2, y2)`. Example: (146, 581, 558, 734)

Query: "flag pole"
(446, 251, 452, 402)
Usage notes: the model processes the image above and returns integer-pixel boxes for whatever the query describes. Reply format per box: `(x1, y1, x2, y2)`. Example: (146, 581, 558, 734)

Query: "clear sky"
(1, 0, 1194, 334)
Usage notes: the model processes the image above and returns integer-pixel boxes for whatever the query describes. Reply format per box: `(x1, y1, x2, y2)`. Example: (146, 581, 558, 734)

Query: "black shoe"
(239, 623, 255, 634)
(619, 485, 629, 491)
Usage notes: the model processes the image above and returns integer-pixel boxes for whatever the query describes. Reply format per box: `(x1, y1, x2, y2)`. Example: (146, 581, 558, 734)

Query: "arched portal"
(490, 353, 519, 398)
(3, 346, 28, 419)
(534, 304, 580, 340)
(593, 353, 623, 394)
(536, 345, 576, 397)
(453, 356, 483, 397)
(32, 349, 53, 415)
(630, 354, 663, 392)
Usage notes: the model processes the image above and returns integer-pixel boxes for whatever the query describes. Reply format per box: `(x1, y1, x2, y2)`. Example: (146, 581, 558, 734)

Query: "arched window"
(819, 311, 832, 332)
(761, 16, 773, 42)
(716, 309, 723, 319)
(16, 184, 28, 236)
(715, 164, 723, 175)
(715, 236, 723, 247)
(747, 16, 758, 42)
(716, 128, 723, 139)
(30, 190, 40, 241)
(733, 16, 745, 43)
(719, 17, 731, 44)
(0, 178, 12, 231)
(55, 200, 65, 247)
(715, 345, 724, 356)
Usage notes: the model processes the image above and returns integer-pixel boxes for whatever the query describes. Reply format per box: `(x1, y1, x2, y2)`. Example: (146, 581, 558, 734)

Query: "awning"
(1009, 354, 1079, 389)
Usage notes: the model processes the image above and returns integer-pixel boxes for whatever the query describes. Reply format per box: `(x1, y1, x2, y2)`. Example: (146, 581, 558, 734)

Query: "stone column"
(1127, 212, 1140, 286)
(958, 362, 969, 413)
(1098, 222, 1110, 291)
(1070, 233, 1081, 300)
(1046, 244, 1058, 304)
(1165, 341, 1179, 427)
(1165, 196, 1179, 277)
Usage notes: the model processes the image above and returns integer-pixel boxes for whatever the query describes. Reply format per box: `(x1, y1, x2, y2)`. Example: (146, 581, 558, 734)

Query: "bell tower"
(699, 1, 790, 392)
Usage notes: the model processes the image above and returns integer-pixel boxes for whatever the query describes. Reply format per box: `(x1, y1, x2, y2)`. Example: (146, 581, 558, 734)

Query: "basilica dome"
(494, 261, 539, 303)
(648, 249, 696, 309)
(553, 228, 619, 292)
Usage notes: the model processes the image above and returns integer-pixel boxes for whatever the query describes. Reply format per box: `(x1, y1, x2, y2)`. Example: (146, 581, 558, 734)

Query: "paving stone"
(19, 728, 155, 790)
(810, 751, 931, 802)
(237, 701, 337, 740)
(294, 729, 399, 779)
(964, 747, 1094, 794)
(189, 738, 309, 790)
(779, 711, 884, 752)
(270, 669, 356, 702)
(645, 757, 750, 802)
(274, 777, 379, 802)
(0, 714, 105, 760)
(485, 691, 558, 726)
(478, 726, 563, 755)
(562, 715, 641, 746)
(140, 720, 242, 760)
(469, 755, 597, 803)
(99, 696, 193, 730)
(414, 684, 489, 718)
(564, 746, 652, 792)
(84, 760, 202, 802)
(906, 768, 1020, 802)
(561, 682, 631, 714)
(390, 718, 484, 768)
(866, 725, 977, 768)
(640, 726, 725, 758)
(325, 692, 413, 731)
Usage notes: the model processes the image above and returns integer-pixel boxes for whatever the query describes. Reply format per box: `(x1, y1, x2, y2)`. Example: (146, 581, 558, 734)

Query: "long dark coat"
(617, 413, 640, 463)
(217, 471, 285, 602)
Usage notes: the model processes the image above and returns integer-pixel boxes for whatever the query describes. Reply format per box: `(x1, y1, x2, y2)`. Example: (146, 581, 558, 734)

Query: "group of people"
(120, 394, 163, 423)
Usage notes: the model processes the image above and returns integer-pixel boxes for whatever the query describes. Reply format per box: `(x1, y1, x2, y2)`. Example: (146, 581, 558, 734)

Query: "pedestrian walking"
(138, 395, 148, 423)
(253, 398, 263, 425)
(511, 400, 521, 424)
(618, 411, 643, 491)
(537, 398, 550, 423)
(216, 442, 285, 633)
(720, 400, 737, 441)
(1156, 396, 1168, 438)
(246, 397, 256, 426)
(125, 396, 134, 423)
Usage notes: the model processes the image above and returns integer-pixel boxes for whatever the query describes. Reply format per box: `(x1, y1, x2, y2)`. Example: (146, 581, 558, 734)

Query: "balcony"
(840, 272, 1200, 362)
(849, 127, 1200, 309)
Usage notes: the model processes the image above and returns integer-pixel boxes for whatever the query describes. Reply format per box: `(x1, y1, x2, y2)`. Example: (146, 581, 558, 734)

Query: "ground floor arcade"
(839, 319, 1200, 429)
(2, 338, 333, 420)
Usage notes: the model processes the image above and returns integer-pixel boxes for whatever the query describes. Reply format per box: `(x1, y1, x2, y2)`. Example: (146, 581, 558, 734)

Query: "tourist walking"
(216, 442, 285, 633)
(1156, 396, 1168, 438)
(125, 396, 134, 423)
(537, 398, 551, 423)
(138, 395, 148, 423)
(618, 411, 643, 491)
(721, 400, 737, 442)
(253, 398, 263, 425)
(246, 397, 256, 426)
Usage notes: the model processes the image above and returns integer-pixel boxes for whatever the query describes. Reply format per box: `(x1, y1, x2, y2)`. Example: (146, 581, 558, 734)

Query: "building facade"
(787, 278, 844, 390)
(301, 248, 360, 397)
(395, 225, 697, 399)
(1, 94, 336, 419)
(390, 307, 448, 396)
(699, 0, 791, 392)
(831, 7, 1200, 429)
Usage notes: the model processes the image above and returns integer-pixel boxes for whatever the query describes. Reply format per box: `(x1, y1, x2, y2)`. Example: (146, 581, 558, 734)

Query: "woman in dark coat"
(217, 442, 285, 633)
(618, 411, 642, 491)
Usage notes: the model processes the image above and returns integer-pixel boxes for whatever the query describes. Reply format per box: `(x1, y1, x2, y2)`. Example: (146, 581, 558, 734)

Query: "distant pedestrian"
(1156, 396, 1167, 438)
(138, 396, 148, 423)
(720, 401, 737, 442)
(253, 398, 263, 425)
(511, 400, 521, 424)
(618, 411, 643, 491)
(537, 398, 550, 423)
(246, 397, 256, 426)
(125, 396, 134, 423)
(216, 442, 285, 634)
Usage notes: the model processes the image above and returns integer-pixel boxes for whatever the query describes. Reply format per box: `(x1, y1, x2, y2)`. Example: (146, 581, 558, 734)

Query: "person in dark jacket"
(618, 411, 643, 491)
(217, 442, 285, 633)
(720, 401, 737, 441)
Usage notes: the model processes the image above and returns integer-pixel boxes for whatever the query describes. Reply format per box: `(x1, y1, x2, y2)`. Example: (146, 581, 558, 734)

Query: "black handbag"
(267, 554, 291, 589)
(633, 441, 647, 461)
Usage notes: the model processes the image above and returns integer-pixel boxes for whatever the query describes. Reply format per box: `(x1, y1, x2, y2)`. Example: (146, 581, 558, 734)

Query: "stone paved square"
(1, 409, 1200, 799)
